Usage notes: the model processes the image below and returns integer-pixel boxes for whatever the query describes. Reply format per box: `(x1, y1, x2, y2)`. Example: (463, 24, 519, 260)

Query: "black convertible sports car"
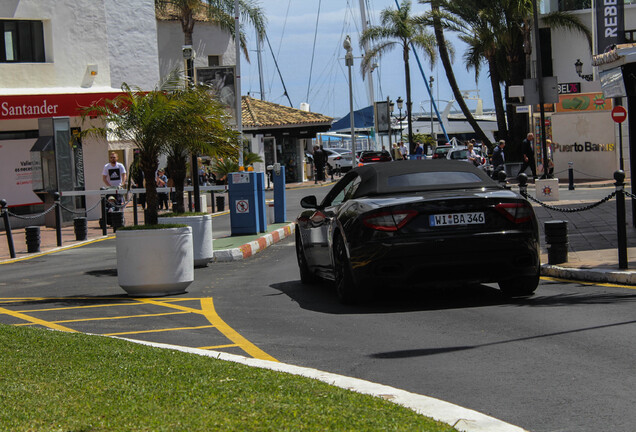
(295, 159, 540, 304)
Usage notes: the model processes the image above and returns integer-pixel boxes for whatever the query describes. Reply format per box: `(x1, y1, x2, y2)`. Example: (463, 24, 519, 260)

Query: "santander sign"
(0, 92, 121, 120)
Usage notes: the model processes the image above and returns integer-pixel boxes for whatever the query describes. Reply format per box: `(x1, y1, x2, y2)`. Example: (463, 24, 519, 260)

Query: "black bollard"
(216, 195, 225, 212)
(73, 217, 87, 241)
(53, 192, 62, 247)
(100, 192, 108, 235)
(544, 220, 568, 264)
(568, 162, 575, 190)
(210, 190, 216, 213)
(497, 170, 507, 187)
(614, 170, 627, 269)
(132, 194, 138, 226)
(1, 199, 16, 259)
(517, 173, 528, 198)
(25, 226, 41, 253)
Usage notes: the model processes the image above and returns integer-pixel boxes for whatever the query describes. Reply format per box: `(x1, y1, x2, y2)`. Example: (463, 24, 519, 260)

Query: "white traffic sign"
(611, 106, 627, 123)
(235, 199, 249, 213)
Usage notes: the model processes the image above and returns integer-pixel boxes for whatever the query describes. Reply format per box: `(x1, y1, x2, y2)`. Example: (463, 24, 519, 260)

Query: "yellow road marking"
(0, 296, 278, 361)
(15, 311, 189, 326)
(0, 306, 77, 332)
(198, 344, 240, 350)
(541, 276, 636, 289)
(199, 298, 278, 362)
(0, 236, 115, 264)
(133, 298, 277, 361)
(104, 325, 215, 336)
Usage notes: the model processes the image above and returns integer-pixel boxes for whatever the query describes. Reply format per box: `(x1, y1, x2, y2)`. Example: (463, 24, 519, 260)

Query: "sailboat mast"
(358, 0, 374, 106)
(256, 29, 265, 100)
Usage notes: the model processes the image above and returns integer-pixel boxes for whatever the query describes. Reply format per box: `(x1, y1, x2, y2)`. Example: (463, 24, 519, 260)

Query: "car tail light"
(495, 203, 533, 223)
(362, 210, 417, 231)
(432, 154, 439, 159)
(334, 156, 342, 161)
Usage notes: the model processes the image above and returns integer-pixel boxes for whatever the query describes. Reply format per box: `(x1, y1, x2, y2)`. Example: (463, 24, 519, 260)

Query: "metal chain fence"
(58, 199, 103, 215)
(521, 189, 618, 213)
(6, 204, 57, 220)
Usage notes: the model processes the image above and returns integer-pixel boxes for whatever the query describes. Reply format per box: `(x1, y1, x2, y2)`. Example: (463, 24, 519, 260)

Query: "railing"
(517, 171, 630, 269)
(1, 185, 227, 259)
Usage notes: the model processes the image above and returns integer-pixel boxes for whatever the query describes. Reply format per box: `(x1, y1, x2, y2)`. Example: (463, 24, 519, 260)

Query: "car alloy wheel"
(296, 231, 317, 284)
(333, 235, 360, 304)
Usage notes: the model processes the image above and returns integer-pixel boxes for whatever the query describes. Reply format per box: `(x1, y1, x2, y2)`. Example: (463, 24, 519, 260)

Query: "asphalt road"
(1, 183, 635, 432)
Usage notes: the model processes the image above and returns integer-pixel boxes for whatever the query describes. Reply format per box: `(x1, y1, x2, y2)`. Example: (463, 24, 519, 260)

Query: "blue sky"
(239, 0, 496, 120)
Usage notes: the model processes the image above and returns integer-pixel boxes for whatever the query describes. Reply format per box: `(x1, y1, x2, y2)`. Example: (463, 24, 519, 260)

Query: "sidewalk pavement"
(2, 179, 636, 288)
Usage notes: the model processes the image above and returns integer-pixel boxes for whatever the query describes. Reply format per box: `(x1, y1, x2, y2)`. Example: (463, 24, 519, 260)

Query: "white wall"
(0, 0, 161, 91)
(104, 0, 160, 90)
(551, 111, 618, 180)
(156, 20, 235, 81)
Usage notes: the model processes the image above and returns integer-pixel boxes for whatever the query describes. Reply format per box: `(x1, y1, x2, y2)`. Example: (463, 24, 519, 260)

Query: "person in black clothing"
(491, 140, 506, 179)
(313, 145, 326, 182)
(519, 132, 537, 179)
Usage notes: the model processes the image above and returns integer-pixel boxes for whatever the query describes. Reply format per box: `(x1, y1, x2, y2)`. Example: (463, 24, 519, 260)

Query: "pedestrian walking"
(398, 142, 408, 160)
(519, 133, 537, 179)
(313, 145, 326, 182)
(491, 140, 506, 179)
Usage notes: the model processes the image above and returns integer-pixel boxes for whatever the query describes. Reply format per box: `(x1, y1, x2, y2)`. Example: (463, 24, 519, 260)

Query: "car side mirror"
(300, 195, 318, 209)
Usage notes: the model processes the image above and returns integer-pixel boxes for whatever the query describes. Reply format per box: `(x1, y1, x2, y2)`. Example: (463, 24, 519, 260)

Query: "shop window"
(558, 0, 591, 11)
(540, 28, 553, 78)
(1, 20, 45, 63)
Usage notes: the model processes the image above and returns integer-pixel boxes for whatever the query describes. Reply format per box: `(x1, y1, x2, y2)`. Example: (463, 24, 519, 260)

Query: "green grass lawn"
(0, 325, 457, 431)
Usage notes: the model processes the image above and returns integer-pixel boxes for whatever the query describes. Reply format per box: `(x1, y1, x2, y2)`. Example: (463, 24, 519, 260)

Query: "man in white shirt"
(102, 152, 127, 188)
(398, 142, 408, 160)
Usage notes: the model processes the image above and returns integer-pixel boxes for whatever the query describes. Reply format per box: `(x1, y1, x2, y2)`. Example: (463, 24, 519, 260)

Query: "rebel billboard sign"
(0, 92, 121, 121)
(596, 0, 624, 54)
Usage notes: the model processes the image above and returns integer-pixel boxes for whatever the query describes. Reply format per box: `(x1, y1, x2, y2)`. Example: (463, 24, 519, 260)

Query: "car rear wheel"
(333, 235, 360, 304)
(296, 231, 317, 284)
(498, 274, 539, 297)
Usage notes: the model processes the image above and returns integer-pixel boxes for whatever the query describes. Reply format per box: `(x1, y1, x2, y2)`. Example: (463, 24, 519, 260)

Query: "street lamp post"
(344, 35, 355, 169)
(429, 76, 434, 138)
(183, 44, 201, 212)
(574, 59, 594, 82)
(387, 96, 393, 152)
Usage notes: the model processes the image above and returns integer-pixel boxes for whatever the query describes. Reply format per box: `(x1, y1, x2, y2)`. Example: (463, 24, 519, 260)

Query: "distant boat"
(411, 90, 498, 144)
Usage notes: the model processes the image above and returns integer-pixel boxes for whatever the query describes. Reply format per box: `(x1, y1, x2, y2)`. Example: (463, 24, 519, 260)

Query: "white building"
(534, 1, 635, 180)
(0, 0, 235, 222)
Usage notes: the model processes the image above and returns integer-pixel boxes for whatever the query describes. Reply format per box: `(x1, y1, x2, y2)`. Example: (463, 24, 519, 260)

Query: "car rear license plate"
(429, 212, 485, 226)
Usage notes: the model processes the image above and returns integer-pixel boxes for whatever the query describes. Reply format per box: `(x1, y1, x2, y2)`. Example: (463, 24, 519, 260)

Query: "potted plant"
(81, 76, 237, 295)
(157, 212, 213, 267)
(155, 85, 239, 267)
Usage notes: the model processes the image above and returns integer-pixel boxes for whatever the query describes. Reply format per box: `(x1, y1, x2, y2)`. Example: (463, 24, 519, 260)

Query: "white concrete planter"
(116, 226, 194, 297)
(158, 214, 213, 267)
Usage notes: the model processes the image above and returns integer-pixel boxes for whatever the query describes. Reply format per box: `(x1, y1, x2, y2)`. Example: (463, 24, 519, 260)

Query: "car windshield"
(387, 171, 483, 187)
(449, 150, 468, 160)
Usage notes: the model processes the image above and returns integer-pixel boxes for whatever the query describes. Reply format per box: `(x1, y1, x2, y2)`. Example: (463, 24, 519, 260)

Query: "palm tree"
(81, 75, 239, 224)
(154, 0, 266, 63)
(360, 0, 438, 154)
(428, 1, 509, 143)
(82, 83, 177, 225)
(165, 85, 240, 213)
(422, 0, 592, 150)
(416, 0, 494, 148)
